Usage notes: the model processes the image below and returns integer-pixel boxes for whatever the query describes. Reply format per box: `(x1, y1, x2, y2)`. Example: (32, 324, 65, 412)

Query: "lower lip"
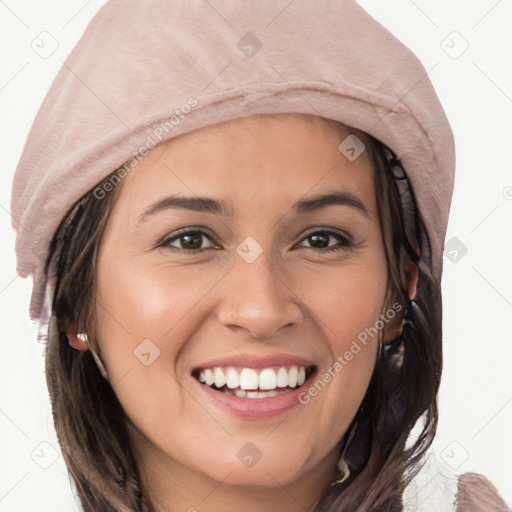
(194, 377, 314, 420)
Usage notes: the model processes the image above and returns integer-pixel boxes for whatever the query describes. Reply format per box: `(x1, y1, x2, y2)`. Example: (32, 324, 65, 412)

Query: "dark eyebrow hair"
(138, 191, 370, 223)
(294, 192, 370, 218)
(138, 196, 234, 223)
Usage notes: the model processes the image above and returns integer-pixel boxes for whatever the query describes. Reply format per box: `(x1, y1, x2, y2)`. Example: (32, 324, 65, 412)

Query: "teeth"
(239, 368, 259, 390)
(298, 366, 306, 386)
(222, 388, 290, 398)
(247, 390, 289, 399)
(204, 369, 214, 386)
(214, 367, 226, 388)
(276, 367, 288, 387)
(288, 366, 298, 388)
(259, 368, 277, 390)
(226, 368, 239, 389)
(197, 365, 312, 394)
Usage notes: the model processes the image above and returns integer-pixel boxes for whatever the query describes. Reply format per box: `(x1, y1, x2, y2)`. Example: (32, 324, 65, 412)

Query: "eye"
(158, 228, 352, 253)
(297, 229, 353, 252)
(159, 229, 219, 252)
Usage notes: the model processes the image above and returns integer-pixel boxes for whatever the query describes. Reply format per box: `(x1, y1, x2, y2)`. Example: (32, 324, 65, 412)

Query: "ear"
(61, 319, 89, 351)
(381, 256, 418, 343)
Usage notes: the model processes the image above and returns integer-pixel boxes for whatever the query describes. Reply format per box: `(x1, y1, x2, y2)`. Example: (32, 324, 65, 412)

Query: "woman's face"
(94, 114, 392, 495)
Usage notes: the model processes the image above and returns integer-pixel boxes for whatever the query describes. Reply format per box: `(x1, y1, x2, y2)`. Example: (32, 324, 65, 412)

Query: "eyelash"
(158, 228, 354, 253)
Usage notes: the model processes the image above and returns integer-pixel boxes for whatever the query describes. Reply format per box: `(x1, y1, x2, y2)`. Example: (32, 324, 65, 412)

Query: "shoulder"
(454, 472, 511, 512)
(403, 454, 510, 512)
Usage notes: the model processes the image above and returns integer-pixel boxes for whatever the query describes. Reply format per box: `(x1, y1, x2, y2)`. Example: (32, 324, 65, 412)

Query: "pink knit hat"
(10, 0, 455, 321)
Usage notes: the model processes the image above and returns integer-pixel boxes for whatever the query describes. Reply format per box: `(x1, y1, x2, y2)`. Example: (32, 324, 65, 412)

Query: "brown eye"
(298, 229, 352, 252)
(160, 230, 218, 252)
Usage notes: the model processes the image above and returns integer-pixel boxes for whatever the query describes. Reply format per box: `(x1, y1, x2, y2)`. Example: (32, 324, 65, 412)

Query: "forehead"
(116, 113, 376, 211)
(171, 113, 351, 149)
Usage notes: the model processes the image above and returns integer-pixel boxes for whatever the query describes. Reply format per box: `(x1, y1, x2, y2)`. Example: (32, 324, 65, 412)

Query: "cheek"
(93, 255, 228, 419)
(289, 257, 387, 433)
(294, 255, 387, 348)
(96, 256, 227, 356)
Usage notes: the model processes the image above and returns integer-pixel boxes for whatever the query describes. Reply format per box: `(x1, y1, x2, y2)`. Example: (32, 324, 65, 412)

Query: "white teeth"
(197, 365, 312, 393)
(276, 367, 288, 387)
(288, 366, 299, 388)
(259, 368, 277, 390)
(214, 367, 226, 388)
(239, 368, 259, 390)
(245, 389, 290, 399)
(298, 366, 306, 386)
(204, 368, 214, 386)
(226, 368, 239, 389)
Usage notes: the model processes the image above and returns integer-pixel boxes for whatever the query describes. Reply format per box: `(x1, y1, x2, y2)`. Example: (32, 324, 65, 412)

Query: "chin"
(207, 459, 306, 488)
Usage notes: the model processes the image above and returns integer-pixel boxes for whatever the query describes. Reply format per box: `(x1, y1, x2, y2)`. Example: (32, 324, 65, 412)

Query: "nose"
(217, 248, 304, 339)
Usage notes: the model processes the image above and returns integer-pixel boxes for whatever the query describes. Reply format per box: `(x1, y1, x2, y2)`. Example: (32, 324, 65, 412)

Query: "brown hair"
(314, 131, 441, 511)
(44, 120, 442, 511)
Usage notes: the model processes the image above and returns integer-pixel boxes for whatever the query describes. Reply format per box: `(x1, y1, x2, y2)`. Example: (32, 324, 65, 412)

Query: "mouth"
(192, 365, 317, 399)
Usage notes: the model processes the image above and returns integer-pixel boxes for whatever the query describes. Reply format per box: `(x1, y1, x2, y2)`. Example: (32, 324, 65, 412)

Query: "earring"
(76, 333, 109, 380)
(89, 347, 110, 380)
(336, 458, 350, 484)
(331, 420, 358, 486)
(399, 300, 414, 336)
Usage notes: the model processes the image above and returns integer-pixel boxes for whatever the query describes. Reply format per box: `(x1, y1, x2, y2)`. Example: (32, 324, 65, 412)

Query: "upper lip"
(193, 353, 316, 371)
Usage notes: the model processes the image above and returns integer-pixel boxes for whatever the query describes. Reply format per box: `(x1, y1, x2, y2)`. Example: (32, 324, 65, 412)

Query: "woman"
(9, 1, 510, 511)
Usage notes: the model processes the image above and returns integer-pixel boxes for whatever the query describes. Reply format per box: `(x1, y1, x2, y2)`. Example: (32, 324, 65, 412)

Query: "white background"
(1, 1, 511, 510)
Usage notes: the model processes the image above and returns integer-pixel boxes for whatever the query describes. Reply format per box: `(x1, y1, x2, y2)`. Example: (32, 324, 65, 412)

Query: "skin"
(68, 114, 410, 511)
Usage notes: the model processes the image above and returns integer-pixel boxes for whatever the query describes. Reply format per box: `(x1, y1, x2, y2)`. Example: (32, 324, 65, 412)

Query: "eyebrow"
(294, 192, 370, 218)
(138, 196, 234, 222)
(138, 191, 370, 223)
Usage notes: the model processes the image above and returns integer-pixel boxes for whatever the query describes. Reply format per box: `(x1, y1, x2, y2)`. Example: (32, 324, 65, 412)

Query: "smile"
(193, 365, 315, 398)
(191, 354, 318, 418)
